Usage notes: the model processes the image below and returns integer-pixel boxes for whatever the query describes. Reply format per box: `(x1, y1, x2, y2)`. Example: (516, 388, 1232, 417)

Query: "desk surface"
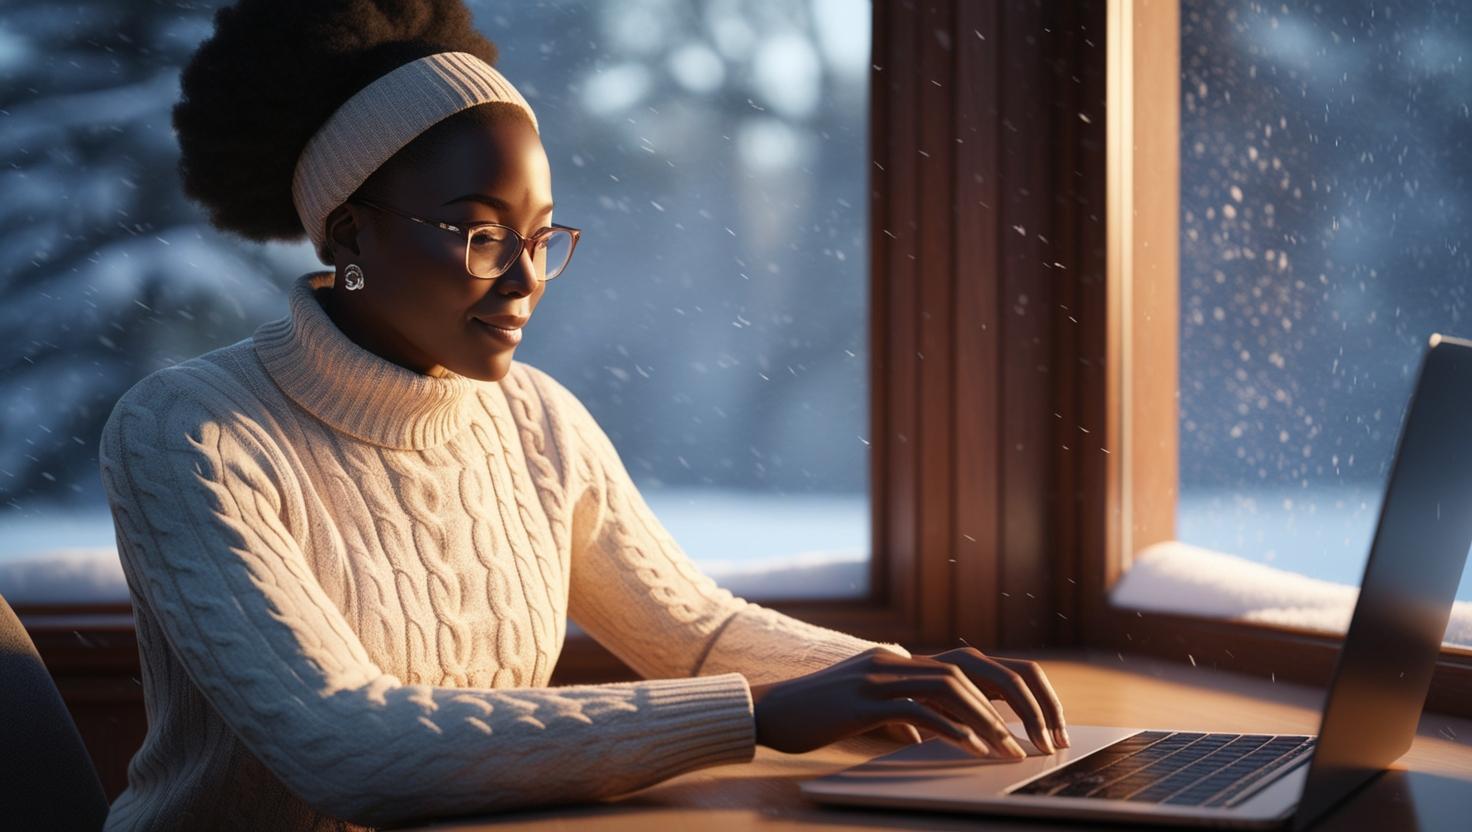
(404, 649, 1472, 831)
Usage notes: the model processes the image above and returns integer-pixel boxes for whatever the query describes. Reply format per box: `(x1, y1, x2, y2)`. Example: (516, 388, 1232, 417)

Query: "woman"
(97, 1, 1068, 829)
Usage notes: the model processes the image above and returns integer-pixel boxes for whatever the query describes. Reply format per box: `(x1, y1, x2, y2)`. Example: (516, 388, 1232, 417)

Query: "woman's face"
(322, 113, 554, 383)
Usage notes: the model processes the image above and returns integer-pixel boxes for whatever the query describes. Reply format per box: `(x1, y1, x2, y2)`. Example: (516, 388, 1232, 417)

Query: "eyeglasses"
(347, 196, 581, 281)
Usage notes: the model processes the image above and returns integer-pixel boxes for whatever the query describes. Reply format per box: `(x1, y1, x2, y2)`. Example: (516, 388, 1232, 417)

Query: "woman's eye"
(470, 227, 512, 245)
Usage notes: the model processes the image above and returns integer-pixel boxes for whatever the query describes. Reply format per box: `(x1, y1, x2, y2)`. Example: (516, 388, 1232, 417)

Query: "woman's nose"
(496, 251, 539, 295)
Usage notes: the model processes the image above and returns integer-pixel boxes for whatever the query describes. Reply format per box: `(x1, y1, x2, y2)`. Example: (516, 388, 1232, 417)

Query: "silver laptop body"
(802, 333, 1472, 829)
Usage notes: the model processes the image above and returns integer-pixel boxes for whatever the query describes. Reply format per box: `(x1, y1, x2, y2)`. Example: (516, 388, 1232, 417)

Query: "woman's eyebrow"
(442, 193, 554, 215)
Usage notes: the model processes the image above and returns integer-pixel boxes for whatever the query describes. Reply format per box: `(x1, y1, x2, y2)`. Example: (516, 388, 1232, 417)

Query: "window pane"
(490, 0, 873, 601)
(1122, 0, 1472, 647)
(0, 0, 873, 603)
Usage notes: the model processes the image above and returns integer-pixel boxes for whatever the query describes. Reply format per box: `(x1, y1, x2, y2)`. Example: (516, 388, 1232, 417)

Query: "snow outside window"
(1113, 0, 1472, 647)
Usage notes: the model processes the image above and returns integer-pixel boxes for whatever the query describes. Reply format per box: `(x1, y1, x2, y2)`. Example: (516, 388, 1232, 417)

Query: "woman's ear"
(324, 203, 362, 262)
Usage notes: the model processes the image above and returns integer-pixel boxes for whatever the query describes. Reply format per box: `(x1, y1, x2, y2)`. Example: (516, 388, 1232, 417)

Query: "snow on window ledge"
(0, 546, 870, 607)
(1111, 540, 1472, 649)
(0, 548, 127, 605)
(702, 552, 868, 600)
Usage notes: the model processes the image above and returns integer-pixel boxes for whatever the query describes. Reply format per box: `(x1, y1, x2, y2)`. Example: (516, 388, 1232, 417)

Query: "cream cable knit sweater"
(96, 270, 905, 831)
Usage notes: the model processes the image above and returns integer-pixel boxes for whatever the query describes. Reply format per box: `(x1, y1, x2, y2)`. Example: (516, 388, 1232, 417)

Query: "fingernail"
(963, 730, 989, 756)
(1037, 733, 1056, 754)
(1003, 736, 1027, 758)
(1053, 727, 1071, 748)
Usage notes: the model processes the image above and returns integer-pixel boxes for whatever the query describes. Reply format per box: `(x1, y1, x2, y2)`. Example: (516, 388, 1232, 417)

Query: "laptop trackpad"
(806, 724, 1144, 797)
(862, 737, 1056, 769)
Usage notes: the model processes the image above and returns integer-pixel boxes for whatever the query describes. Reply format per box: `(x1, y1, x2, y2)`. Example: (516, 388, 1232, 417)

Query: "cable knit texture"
(96, 270, 907, 831)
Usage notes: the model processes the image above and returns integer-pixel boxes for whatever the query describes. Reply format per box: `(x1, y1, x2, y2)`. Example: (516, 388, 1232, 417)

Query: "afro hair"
(172, 0, 530, 247)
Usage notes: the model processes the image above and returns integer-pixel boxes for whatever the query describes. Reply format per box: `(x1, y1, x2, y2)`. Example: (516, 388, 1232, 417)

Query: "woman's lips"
(474, 318, 523, 346)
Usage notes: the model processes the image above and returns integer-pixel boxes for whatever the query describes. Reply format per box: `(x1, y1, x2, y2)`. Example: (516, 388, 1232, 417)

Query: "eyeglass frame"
(345, 196, 582, 281)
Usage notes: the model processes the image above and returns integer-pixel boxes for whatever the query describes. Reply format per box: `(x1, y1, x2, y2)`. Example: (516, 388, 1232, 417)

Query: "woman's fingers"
(947, 653, 1055, 754)
(865, 698, 992, 757)
(874, 675, 1027, 758)
(871, 720, 924, 745)
(995, 657, 1070, 748)
(892, 722, 924, 744)
(749, 646, 1066, 759)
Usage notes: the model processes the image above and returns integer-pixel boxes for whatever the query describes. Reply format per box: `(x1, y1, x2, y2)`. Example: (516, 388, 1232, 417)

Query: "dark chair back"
(0, 592, 111, 831)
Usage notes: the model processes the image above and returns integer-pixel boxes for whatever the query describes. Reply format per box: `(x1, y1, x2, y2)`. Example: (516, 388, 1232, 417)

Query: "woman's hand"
(749, 646, 1069, 759)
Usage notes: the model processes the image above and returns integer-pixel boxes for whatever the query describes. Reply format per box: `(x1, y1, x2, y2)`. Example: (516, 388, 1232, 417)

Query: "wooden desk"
(402, 649, 1472, 831)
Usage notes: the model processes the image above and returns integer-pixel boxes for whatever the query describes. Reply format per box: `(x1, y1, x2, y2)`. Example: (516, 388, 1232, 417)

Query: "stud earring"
(343, 263, 365, 291)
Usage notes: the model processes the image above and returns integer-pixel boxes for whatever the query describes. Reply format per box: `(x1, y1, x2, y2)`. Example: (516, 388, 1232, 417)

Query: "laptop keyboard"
(1009, 730, 1316, 807)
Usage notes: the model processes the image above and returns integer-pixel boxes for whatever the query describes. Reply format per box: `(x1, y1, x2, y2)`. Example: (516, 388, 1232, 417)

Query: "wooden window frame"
(1072, 0, 1472, 717)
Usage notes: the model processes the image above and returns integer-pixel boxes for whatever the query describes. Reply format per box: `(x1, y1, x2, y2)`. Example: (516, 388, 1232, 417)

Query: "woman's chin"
(456, 351, 515, 383)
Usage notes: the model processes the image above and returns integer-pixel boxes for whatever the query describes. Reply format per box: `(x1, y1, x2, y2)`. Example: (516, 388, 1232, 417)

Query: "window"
(0, 1, 291, 605)
(1112, 0, 1472, 648)
(491, 0, 874, 601)
(0, 0, 874, 605)
(1093, 0, 1472, 715)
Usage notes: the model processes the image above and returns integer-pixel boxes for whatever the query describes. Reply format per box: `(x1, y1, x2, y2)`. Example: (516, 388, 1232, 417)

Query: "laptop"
(801, 333, 1472, 829)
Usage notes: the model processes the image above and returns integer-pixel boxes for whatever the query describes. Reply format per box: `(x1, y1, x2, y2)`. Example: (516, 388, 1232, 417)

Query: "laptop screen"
(1294, 334, 1472, 830)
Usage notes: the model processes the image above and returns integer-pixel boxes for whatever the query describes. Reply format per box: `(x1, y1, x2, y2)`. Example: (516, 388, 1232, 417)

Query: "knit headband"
(291, 51, 540, 265)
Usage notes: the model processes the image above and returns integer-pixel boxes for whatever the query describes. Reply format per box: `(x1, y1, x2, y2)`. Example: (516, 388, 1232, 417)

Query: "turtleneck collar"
(252, 270, 478, 450)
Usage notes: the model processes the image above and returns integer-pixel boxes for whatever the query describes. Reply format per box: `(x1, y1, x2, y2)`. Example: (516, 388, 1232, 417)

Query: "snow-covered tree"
(0, 0, 312, 508)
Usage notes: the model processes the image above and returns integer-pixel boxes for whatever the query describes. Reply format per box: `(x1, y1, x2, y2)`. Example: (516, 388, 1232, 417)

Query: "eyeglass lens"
(468, 227, 575, 280)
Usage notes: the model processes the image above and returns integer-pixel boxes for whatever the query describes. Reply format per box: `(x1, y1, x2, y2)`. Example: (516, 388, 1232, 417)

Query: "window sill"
(1112, 540, 1472, 649)
(0, 547, 872, 606)
(1089, 540, 1472, 717)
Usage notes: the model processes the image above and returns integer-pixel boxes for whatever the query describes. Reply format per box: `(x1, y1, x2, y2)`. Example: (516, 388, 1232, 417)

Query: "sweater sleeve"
(97, 369, 754, 829)
(529, 369, 911, 689)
